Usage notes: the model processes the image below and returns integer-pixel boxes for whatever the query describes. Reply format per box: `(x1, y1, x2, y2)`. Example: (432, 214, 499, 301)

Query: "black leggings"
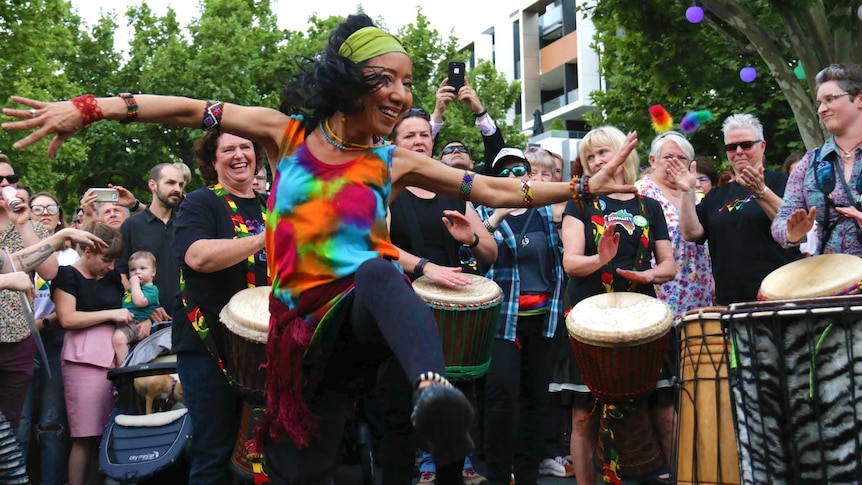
(264, 258, 447, 484)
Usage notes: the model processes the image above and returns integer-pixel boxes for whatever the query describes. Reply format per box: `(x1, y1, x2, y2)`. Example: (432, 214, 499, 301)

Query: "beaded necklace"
(319, 118, 388, 151)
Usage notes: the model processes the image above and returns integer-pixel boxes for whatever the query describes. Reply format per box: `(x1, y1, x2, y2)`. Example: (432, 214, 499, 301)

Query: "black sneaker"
(411, 382, 475, 466)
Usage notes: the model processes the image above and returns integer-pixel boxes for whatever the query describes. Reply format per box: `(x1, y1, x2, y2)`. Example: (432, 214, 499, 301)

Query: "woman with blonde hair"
(560, 125, 676, 485)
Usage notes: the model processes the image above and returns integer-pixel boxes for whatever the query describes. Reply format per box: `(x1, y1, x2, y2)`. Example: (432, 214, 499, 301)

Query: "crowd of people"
(1, 11, 862, 485)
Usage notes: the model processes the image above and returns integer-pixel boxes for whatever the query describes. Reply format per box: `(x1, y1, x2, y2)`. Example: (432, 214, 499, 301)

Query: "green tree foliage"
(585, 0, 862, 170)
(2, 1, 523, 215)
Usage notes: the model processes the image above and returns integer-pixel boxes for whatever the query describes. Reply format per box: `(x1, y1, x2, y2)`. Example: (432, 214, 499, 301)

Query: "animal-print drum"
(723, 254, 862, 484)
(413, 274, 503, 381)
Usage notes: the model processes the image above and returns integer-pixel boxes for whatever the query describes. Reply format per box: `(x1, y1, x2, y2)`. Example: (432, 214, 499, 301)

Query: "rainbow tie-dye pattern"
(267, 117, 400, 310)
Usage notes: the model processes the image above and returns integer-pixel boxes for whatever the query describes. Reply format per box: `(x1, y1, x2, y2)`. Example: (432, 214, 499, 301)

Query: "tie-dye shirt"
(267, 116, 400, 310)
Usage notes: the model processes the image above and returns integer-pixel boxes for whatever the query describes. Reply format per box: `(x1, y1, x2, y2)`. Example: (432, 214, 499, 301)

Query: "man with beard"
(116, 163, 186, 323)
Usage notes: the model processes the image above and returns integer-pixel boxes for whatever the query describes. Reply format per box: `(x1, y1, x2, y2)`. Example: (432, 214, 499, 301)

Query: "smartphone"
(447, 61, 466, 94)
(92, 188, 119, 203)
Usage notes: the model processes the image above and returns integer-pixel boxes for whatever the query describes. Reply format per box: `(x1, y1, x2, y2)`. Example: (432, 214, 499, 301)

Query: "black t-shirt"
(564, 195, 669, 303)
(116, 209, 180, 318)
(171, 187, 268, 354)
(390, 191, 450, 275)
(504, 209, 555, 294)
(696, 171, 801, 305)
(50, 265, 125, 312)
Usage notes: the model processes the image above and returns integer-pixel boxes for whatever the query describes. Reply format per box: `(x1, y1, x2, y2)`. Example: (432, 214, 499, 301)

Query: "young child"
(112, 250, 160, 366)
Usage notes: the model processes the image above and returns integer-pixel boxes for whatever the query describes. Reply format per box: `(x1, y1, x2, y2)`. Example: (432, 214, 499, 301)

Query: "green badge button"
(633, 215, 648, 228)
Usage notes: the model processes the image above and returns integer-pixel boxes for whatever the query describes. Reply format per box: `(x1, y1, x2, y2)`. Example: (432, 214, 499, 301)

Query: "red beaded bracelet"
(70, 94, 104, 126)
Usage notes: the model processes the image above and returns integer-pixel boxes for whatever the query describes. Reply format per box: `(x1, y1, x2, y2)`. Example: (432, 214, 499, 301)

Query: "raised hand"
(786, 207, 817, 243)
(3, 96, 87, 158)
(597, 224, 620, 264)
(587, 131, 639, 195)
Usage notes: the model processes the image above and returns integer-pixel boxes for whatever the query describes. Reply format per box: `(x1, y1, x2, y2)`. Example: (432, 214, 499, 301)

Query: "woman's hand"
(586, 131, 639, 195)
(6, 189, 31, 226)
(666, 159, 697, 192)
(441, 210, 475, 244)
(836, 205, 862, 229)
(54, 228, 108, 249)
(111, 309, 135, 324)
(597, 224, 620, 265)
(0, 272, 33, 292)
(737, 165, 766, 197)
(422, 262, 472, 287)
(2, 96, 86, 159)
(616, 268, 653, 284)
(786, 207, 817, 243)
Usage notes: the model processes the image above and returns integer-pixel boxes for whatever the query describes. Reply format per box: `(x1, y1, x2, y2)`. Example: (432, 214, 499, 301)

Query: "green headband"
(338, 26, 407, 63)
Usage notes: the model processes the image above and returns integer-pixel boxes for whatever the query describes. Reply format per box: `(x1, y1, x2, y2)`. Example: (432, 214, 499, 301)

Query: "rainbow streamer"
(680, 110, 713, 134)
(649, 105, 673, 133)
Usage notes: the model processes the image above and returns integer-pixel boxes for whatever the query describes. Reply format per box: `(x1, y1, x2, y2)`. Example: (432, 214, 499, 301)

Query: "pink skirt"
(62, 360, 113, 438)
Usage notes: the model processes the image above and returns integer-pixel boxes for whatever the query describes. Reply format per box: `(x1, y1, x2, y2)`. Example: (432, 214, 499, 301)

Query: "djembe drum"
(219, 286, 271, 482)
(567, 292, 673, 480)
(724, 254, 862, 484)
(413, 274, 503, 381)
(675, 307, 740, 485)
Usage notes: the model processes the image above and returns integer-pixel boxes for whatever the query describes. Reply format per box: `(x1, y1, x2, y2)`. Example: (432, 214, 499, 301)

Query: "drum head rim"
(219, 286, 271, 343)
(759, 253, 862, 300)
(566, 293, 672, 347)
(412, 274, 503, 305)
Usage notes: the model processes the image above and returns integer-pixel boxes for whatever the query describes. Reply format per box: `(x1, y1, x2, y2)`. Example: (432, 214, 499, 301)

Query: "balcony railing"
(541, 88, 579, 113)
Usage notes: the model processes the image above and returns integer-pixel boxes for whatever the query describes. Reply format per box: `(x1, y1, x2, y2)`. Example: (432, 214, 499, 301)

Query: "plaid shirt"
(475, 205, 564, 342)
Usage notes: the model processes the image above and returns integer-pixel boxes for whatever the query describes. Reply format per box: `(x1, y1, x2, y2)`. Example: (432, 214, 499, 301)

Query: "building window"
(513, 20, 520, 80)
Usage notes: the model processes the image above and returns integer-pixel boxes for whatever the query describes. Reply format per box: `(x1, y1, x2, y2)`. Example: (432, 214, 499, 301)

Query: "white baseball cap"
(491, 147, 530, 175)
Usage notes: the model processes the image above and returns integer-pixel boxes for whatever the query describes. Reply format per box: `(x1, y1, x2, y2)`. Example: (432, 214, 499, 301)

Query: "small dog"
(133, 374, 184, 415)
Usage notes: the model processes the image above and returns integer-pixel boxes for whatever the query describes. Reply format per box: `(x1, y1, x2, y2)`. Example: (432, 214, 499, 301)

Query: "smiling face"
(213, 133, 257, 194)
(357, 52, 413, 138)
(816, 80, 862, 137)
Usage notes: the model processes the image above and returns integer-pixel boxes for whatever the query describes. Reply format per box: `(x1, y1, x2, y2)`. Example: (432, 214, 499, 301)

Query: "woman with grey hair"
(773, 63, 862, 256)
(636, 132, 714, 319)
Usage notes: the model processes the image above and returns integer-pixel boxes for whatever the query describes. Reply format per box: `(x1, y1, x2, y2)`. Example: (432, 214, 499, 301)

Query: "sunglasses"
(0, 174, 19, 184)
(725, 140, 761, 152)
(497, 165, 529, 177)
(402, 107, 430, 121)
(30, 204, 60, 216)
(441, 145, 470, 156)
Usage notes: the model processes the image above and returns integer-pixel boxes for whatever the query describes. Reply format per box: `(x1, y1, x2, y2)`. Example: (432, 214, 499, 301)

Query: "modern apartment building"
(459, 0, 601, 169)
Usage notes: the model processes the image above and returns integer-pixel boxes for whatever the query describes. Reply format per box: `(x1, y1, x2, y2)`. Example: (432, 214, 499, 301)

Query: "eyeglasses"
(497, 165, 529, 177)
(725, 140, 761, 152)
(815, 92, 852, 110)
(402, 107, 430, 121)
(0, 174, 19, 184)
(72, 219, 81, 225)
(441, 145, 470, 156)
(30, 204, 60, 216)
(661, 155, 690, 163)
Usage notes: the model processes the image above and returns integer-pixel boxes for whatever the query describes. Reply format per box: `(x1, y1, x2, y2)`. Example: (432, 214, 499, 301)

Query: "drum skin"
(219, 286, 271, 404)
(676, 307, 740, 485)
(758, 253, 862, 300)
(413, 274, 503, 381)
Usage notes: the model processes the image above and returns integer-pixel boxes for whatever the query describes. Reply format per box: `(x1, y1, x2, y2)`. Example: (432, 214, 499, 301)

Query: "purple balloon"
(686, 6, 705, 23)
(740, 66, 757, 83)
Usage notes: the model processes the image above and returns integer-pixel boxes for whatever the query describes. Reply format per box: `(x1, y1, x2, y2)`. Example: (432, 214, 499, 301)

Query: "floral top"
(636, 178, 713, 319)
(772, 138, 862, 256)
(0, 220, 51, 343)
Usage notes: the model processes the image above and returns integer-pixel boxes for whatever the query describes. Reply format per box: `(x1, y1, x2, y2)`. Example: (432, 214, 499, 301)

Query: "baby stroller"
(99, 324, 191, 484)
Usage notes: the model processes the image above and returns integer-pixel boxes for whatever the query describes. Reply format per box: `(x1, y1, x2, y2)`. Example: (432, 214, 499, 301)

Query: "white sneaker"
(538, 456, 576, 477)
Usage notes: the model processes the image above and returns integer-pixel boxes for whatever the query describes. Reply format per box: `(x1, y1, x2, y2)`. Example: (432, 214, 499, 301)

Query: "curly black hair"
(192, 129, 266, 184)
(280, 13, 392, 130)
